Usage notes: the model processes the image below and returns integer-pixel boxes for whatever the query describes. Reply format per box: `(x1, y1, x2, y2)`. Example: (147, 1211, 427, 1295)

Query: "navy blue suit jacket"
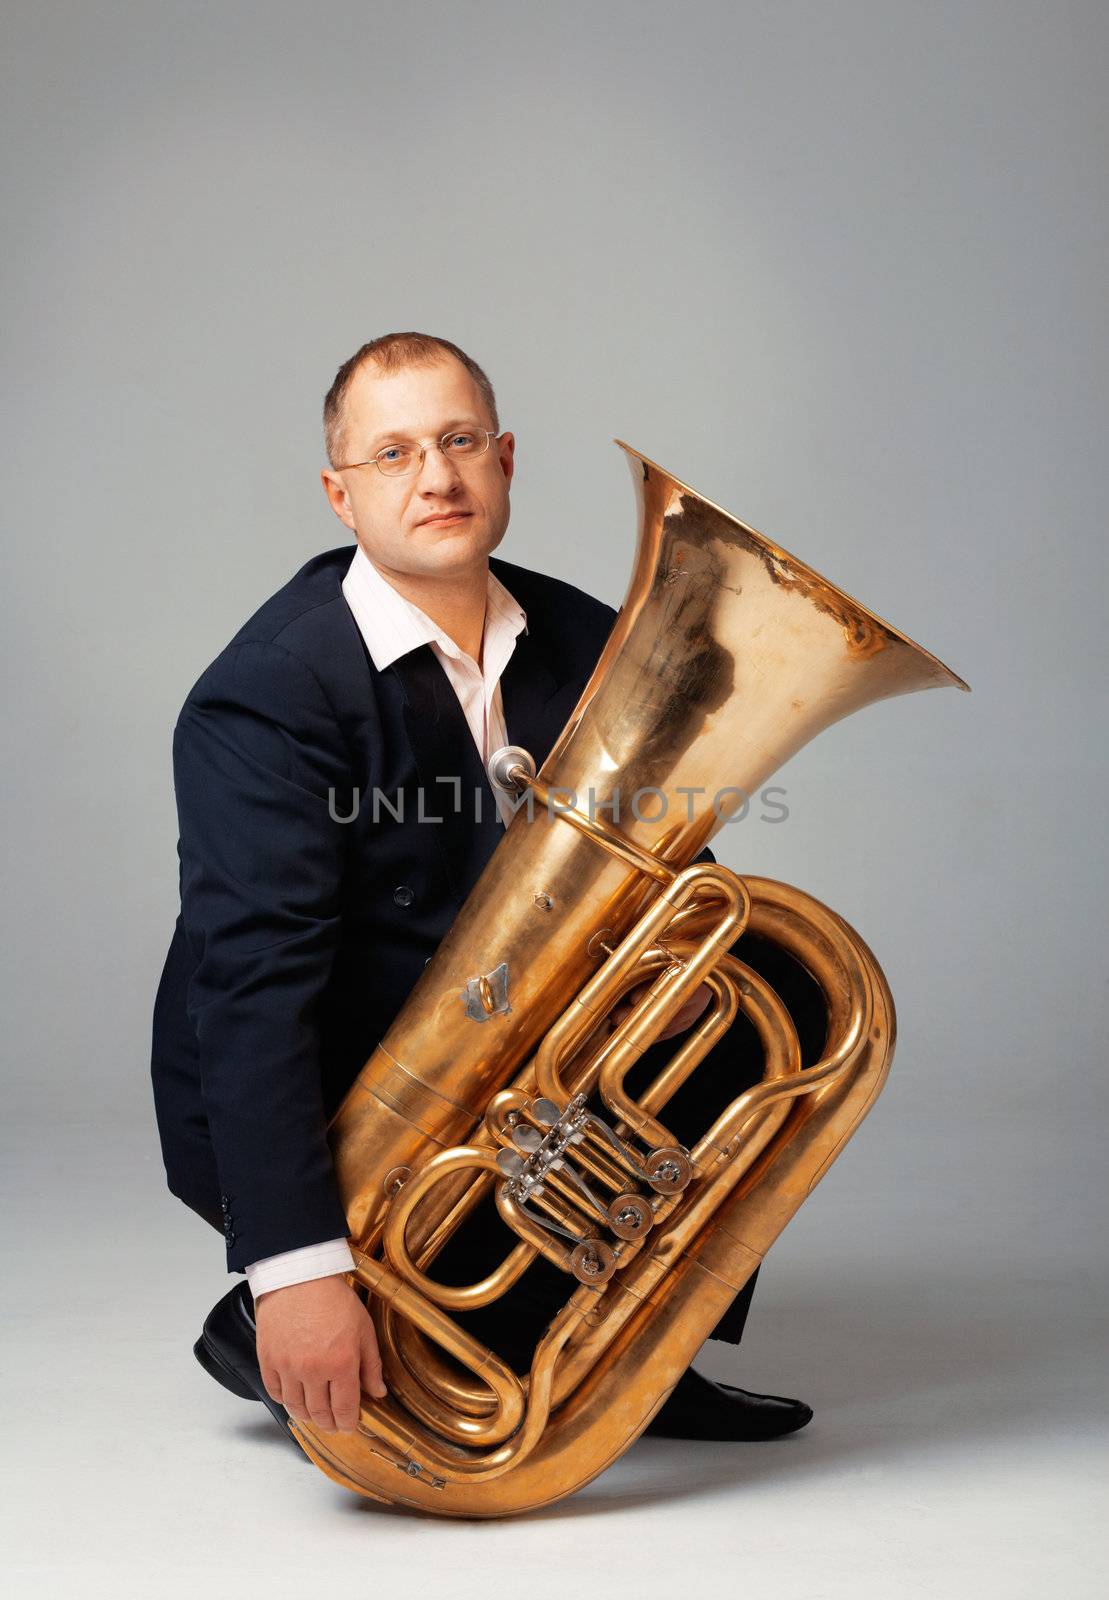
(151, 547, 619, 1271)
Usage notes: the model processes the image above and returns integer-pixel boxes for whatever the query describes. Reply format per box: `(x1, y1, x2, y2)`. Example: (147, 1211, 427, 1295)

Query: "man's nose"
(415, 443, 463, 493)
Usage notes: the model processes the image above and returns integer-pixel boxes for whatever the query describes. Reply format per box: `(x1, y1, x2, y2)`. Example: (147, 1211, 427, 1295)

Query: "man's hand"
(255, 1274, 387, 1435)
(608, 981, 713, 1041)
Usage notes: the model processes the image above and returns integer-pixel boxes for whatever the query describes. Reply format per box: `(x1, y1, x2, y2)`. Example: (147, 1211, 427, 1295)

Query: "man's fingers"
(360, 1326, 388, 1400)
(608, 994, 636, 1031)
(611, 980, 713, 1041)
(329, 1373, 363, 1433)
(658, 998, 702, 1038)
(260, 1362, 283, 1407)
(303, 1380, 338, 1433)
(268, 1367, 364, 1433)
(281, 1377, 308, 1424)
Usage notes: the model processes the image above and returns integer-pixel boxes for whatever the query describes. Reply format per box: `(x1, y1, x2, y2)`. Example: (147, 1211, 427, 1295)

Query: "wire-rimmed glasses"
(335, 427, 499, 477)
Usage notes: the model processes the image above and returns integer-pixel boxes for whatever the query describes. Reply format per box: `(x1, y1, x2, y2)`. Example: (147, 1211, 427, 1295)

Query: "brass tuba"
(294, 443, 968, 1515)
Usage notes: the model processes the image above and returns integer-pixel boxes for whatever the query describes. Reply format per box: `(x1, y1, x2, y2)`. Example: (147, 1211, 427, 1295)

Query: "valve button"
(607, 1192, 653, 1239)
(570, 1239, 616, 1285)
(644, 1147, 693, 1194)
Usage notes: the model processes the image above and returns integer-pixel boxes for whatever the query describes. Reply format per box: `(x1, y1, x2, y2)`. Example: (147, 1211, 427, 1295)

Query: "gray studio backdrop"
(3, 2, 1106, 1595)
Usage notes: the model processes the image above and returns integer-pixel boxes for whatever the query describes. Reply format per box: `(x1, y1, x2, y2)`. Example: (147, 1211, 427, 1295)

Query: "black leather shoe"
(644, 1367, 813, 1441)
(193, 1282, 305, 1454)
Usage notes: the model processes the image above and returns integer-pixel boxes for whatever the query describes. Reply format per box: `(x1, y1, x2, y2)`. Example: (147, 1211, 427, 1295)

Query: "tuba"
(293, 443, 968, 1515)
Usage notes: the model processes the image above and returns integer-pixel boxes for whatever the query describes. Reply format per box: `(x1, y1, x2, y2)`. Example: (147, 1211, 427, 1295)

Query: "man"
(151, 332, 814, 1452)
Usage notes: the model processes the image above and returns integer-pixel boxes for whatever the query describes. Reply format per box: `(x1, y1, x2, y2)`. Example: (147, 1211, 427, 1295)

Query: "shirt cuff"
(244, 1237, 356, 1298)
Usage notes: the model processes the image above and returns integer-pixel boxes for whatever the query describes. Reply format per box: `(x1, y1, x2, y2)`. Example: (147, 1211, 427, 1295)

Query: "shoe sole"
(645, 1411, 813, 1441)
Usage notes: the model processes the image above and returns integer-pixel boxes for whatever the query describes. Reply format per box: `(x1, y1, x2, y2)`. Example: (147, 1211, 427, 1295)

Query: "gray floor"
(5, 1115, 1105, 1600)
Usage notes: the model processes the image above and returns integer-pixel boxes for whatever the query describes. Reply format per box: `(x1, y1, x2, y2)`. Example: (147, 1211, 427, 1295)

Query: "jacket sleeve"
(173, 640, 354, 1270)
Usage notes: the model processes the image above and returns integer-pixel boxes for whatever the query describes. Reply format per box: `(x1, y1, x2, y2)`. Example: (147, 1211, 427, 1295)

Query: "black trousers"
(199, 933, 827, 1370)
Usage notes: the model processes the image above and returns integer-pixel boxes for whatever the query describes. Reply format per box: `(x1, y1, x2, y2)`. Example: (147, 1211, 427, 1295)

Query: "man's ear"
(497, 431, 516, 489)
(320, 468, 356, 532)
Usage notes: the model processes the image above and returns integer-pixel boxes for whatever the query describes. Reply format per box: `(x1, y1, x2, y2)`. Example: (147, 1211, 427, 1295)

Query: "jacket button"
(393, 885, 414, 907)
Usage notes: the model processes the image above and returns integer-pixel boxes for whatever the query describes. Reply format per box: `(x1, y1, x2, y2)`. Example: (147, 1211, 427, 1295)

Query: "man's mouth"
(418, 512, 472, 528)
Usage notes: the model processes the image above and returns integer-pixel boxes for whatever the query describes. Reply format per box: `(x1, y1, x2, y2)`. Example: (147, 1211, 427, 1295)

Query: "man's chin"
(410, 525, 504, 571)
(363, 519, 507, 580)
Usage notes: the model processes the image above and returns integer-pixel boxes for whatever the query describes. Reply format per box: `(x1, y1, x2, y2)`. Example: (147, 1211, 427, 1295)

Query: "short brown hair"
(323, 332, 499, 467)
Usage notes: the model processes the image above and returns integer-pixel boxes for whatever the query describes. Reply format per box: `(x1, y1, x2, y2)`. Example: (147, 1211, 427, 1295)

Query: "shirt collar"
(341, 544, 526, 673)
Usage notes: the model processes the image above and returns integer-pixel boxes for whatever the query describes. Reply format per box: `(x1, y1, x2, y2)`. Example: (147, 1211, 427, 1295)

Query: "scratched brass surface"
(297, 443, 967, 1516)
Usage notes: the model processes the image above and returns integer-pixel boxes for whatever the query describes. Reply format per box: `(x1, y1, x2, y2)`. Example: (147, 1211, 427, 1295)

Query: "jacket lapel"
(388, 646, 504, 905)
(388, 615, 586, 905)
(498, 625, 569, 770)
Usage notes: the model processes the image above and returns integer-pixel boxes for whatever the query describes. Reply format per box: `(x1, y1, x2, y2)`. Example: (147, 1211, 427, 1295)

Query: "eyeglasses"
(336, 427, 499, 477)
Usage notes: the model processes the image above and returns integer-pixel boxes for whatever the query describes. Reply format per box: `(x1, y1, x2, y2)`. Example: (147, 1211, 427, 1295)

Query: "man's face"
(320, 356, 515, 579)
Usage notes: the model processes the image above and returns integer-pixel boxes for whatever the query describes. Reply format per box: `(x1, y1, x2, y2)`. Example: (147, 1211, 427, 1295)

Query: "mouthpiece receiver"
(487, 744, 536, 794)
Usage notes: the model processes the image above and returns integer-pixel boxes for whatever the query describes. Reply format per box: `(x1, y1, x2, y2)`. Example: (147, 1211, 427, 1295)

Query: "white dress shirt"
(244, 547, 527, 1298)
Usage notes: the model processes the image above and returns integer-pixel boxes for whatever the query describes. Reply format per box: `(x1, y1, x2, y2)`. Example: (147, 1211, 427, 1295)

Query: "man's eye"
(446, 433, 476, 450)
(378, 446, 406, 462)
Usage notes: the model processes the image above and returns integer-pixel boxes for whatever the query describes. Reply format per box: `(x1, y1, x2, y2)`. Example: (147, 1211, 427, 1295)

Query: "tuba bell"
(293, 442, 968, 1515)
